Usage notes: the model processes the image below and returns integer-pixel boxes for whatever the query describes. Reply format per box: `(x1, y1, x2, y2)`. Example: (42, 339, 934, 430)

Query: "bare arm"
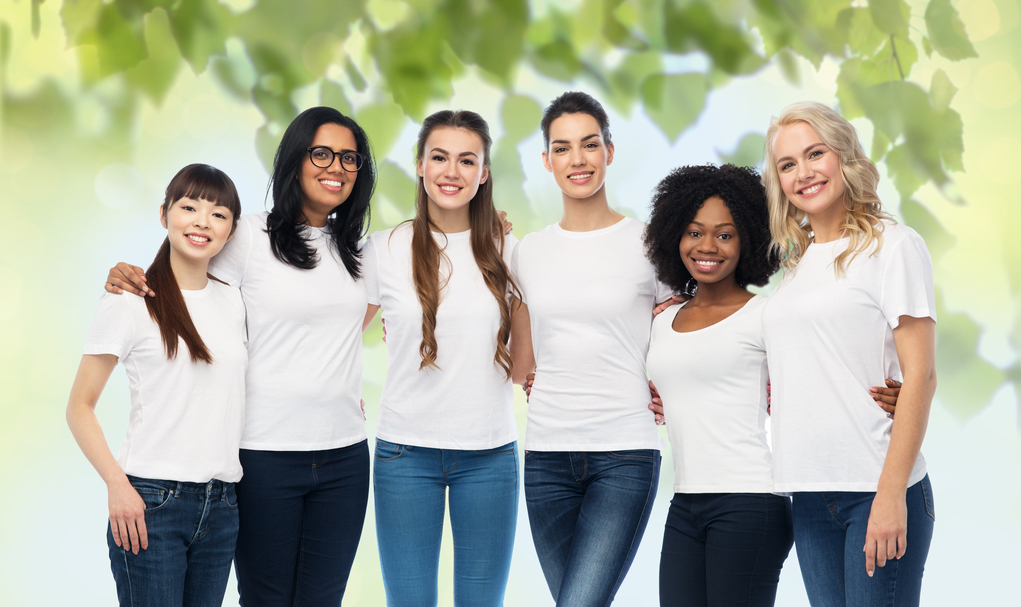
(66, 354, 149, 554)
(510, 297, 535, 386)
(864, 315, 937, 576)
(105, 262, 153, 297)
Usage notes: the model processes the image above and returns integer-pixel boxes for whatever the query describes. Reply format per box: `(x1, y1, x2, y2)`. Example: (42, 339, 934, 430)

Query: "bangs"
(165, 164, 242, 219)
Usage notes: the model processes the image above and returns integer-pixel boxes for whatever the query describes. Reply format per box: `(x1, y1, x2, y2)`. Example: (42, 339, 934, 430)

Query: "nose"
(696, 238, 718, 254)
(796, 159, 814, 182)
(568, 146, 585, 167)
(443, 160, 460, 178)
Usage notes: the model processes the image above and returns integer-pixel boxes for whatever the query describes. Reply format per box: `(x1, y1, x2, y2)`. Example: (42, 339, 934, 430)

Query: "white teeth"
(321, 180, 343, 187)
(569, 173, 592, 180)
(440, 185, 461, 192)
(187, 234, 210, 243)
(695, 260, 721, 268)
(800, 182, 823, 195)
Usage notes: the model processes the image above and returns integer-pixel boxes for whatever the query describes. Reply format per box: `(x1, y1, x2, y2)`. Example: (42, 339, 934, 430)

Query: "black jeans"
(659, 492, 794, 607)
(234, 441, 370, 606)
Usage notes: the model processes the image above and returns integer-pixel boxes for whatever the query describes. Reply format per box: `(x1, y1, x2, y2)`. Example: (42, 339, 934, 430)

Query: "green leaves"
(868, 0, 910, 36)
(934, 291, 1005, 422)
(924, 0, 978, 61)
(663, 1, 764, 75)
(717, 133, 766, 168)
(640, 73, 709, 143)
(500, 94, 542, 144)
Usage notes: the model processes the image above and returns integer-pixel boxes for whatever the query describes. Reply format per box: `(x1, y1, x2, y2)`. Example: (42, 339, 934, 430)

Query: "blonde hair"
(762, 101, 893, 275)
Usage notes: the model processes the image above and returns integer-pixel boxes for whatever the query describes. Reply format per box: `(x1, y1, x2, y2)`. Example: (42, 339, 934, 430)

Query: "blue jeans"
(659, 493, 794, 607)
(373, 439, 519, 607)
(234, 441, 370, 606)
(791, 474, 935, 607)
(107, 476, 238, 607)
(525, 450, 661, 607)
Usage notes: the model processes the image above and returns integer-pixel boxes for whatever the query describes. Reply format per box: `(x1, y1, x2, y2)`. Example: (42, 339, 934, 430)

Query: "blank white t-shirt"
(84, 281, 247, 483)
(647, 296, 773, 493)
(762, 222, 936, 492)
(512, 217, 671, 451)
(210, 213, 367, 451)
(362, 225, 518, 449)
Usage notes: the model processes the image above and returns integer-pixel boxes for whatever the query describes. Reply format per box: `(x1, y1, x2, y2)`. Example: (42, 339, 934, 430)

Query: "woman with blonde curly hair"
(760, 101, 937, 607)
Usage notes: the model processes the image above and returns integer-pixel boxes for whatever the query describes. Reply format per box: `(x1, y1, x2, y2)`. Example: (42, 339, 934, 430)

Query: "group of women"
(66, 89, 936, 607)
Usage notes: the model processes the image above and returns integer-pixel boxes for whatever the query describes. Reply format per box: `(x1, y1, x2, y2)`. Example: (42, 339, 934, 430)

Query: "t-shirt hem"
(239, 434, 367, 452)
(775, 467, 927, 493)
(524, 442, 662, 452)
(374, 431, 519, 451)
(674, 483, 775, 494)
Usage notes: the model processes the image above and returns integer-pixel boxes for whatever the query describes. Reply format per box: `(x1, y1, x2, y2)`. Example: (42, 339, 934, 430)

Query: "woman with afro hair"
(643, 164, 899, 607)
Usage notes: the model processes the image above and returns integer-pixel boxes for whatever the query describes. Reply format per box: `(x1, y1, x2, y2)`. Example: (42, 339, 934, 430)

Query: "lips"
(186, 233, 211, 245)
(797, 181, 826, 196)
(691, 258, 723, 272)
(437, 183, 463, 195)
(319, 178, 345, 192)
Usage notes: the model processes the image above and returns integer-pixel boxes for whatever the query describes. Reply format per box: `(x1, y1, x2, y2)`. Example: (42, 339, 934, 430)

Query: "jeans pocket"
(607, 449, 656, 461)
(130, 479, 174, 513)
(225, 484, 239, 510)
(471, 441, 516, 455)
(920, 475, 935, 522)
(374, 439, 406, 462)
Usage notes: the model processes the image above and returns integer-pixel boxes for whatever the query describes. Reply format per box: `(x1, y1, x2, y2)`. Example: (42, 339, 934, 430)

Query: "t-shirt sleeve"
(362, 234, 381, 306)
(654, 277, 676, 304)
(83, 292, 135, 359)
(208, 215, 253, 287)
(510, 237, 526, 305)
(879, 228, 937, 329)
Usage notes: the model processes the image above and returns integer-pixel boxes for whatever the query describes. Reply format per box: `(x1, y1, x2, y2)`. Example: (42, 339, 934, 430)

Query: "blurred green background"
(1, 0, 1017, 604)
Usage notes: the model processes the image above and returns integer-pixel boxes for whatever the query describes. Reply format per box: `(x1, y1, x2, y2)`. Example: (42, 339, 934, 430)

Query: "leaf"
(775, 47, 800, 86)
(870, 124, 890, 163)
(934, 290, 1005, 422)
(368, 18, 454, 120)
(76, 4, 149, 77)
(500, 94, 542, 144)
(717, 132, 766, 168)
(209, 40, 257, 101)
(929, 68, 957, 114)
(356, 100, 407, 158)
(869, 0, 910, 35)
(123, 8, 182, 105)
(640, 72, 709, 143)
(924, 0, 978, 61)
(345, 60, 367, 92)
(375, 159, 416, 214)
(167, 0, 231, 73)
(0, 20, 10, 75)
(663, 1, 765, 75)
(872, 33, 918, 80)
(921, 35, 932, 57)
(899, 199, 954, 261)
(468, 0, 530, 84)
(31, 0, 42, 39)
(255, 123, 282, 174)
(320, 80, 353, 117)
(530, 39, 583, 83)
(605, 51, 663, 114)
(837, 7, 885, 57)
(601, 0, 647, 51)
(884, 144, 927, 199)
(252, 87, 297, 127)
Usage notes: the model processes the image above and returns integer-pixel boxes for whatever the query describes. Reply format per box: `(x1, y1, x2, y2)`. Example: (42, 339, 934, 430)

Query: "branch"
(889, 34, 905, 80)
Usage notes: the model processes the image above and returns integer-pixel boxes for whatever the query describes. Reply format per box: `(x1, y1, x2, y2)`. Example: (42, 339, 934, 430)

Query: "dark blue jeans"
(234, 441, 370, 606)
(791, 474, 935, 607)
(525, 450, 661, 607)
(107, 476, 238, 607)
(659, 492, 794, 607)
(373, 439, 518, 607)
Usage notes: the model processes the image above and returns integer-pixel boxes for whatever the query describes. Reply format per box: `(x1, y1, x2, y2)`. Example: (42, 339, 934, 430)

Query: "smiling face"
(417, 126, 489, 227)
(679, 196, 741, 287)
(772, 120, 847, 227)
(542, 112, 614, 201)
(298, 123, 359, 225)
(161, 196, 235, 264)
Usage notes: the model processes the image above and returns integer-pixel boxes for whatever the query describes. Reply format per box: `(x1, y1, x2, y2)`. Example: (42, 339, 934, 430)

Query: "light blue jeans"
(373, 439, 519, 607)
(792, 474, 935, 607)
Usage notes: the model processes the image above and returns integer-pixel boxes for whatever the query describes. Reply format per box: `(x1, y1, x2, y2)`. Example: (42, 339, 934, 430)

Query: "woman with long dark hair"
(362, 110, 521, 606)
(68, 164, 245, 605)
(104, 107, 377, 605)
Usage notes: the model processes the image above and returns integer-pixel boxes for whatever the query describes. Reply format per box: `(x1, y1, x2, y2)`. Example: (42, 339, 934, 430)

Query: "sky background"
(0, 0, 1019, 604)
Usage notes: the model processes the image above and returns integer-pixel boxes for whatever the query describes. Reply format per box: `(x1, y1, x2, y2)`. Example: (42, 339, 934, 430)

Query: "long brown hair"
(409, 110, 516, 377)
(145, 164, 242, 363)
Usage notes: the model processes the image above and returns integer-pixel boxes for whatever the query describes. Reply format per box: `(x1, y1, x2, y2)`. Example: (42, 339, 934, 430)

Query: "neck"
(559, 185, 623, 232)
(426, 199, 471, 233)
(689, 276, 748, 306)
(301, 203, 329, 228)
(168, 248, 210, 291)
(807, 204, 846, 243)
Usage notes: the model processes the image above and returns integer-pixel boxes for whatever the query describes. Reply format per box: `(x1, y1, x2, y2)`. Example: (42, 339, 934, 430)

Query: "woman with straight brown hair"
(361, 109, 522, 607)
(68, 164, 246, 605)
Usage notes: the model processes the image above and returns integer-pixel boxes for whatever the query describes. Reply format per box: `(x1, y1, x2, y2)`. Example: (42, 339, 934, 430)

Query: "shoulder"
(241, 212, 268, 230)
(367, 226, 404, 254)
(877, 221, 930, 260)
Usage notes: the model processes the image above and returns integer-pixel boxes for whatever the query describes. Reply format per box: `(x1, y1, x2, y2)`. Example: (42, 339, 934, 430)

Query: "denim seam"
(744, 494, 770, 604)
(605, 459, 659, 606)
(120, 547, 134, 606)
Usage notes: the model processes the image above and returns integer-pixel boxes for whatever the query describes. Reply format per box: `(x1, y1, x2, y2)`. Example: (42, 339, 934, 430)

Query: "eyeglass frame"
(305, 146, 364, 171)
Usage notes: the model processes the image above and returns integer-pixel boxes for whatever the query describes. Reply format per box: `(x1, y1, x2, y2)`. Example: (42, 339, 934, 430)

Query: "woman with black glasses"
(105, 106, 377, 606)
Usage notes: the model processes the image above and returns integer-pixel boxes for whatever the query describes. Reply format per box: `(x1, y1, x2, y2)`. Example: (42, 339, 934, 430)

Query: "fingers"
(360, 399, 366, 421)
(111, 263, 154, 297)
(111, 516, 124, 549)
(648, 379, 659, 398)
(126, 517, 141, 555)
(137, 516, 149, 551)
(886, 378, 902, 389)
(864, 536, 877, 577)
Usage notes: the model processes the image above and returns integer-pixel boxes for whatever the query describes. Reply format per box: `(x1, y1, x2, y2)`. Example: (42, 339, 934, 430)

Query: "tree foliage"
(0, 0, 996, 421)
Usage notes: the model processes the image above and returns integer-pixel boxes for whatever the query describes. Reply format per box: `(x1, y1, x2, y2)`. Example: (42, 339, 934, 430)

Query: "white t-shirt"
(209, 212, 367, 451)
(647, 296, 773, 493)
(84, 281, 247, 483)
(762, 222, 935, 492)
(362, 225, 518, 449)
(512, 217, 671, 451)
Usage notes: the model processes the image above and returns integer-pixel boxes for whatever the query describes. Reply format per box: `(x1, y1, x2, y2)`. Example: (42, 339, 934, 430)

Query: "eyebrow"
(775, 142, 826, 165)
(550, 133, 601, 145)
(312, 145, 358, 154)
(430, 147, 478, 158)
(690, 220, 736, 228)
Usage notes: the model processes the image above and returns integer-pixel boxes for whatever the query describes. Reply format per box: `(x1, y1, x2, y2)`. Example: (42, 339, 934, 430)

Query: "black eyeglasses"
(306, 146, 364, 171)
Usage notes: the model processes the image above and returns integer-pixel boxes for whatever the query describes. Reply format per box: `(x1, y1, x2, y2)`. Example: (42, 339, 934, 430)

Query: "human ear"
(480, 165, 490, 185)
(606, 142, 615, 166)
(542, 151, 552, 173)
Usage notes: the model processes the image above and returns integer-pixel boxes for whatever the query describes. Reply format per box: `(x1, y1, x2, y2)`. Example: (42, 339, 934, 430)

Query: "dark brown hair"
(145, 164, 242, 363)
(409, 110, 516, 377)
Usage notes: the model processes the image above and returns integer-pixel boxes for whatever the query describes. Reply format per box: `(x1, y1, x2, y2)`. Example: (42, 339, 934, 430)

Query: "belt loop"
(174, 482, 182, 498)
